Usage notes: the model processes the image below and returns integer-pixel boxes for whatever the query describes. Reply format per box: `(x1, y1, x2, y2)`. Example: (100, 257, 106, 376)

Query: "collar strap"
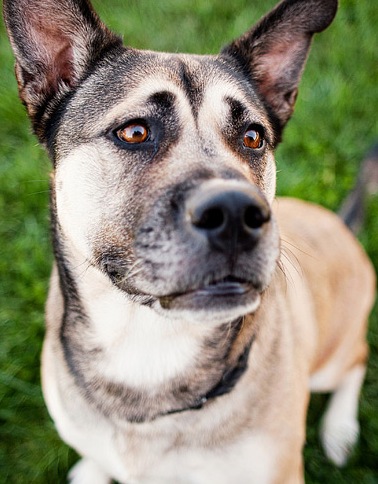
(163, 335, 254, 417)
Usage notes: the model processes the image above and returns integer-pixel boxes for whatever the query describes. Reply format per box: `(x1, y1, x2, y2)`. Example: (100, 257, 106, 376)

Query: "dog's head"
(4, 0, 337, 324)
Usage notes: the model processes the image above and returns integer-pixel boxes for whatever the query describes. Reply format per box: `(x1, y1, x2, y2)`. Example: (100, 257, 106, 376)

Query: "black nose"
(186, 182, 271, 253)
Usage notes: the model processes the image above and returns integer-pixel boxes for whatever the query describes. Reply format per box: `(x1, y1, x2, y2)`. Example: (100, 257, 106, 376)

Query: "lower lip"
(159, 282, 258, 311)
(196, 281, 251, 296)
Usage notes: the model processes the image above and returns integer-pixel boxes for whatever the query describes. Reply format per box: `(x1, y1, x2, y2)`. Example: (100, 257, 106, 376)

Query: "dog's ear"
(3, 0, 121, 131)
(222, 0, 337, 129)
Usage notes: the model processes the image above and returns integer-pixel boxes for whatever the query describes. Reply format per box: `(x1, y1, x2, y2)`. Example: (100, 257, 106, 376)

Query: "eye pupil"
(244, 128, 263, 149)
(117, 123, 149, 143)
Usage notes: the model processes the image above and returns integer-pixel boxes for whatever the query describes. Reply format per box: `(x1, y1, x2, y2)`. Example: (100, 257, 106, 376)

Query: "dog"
(4, 0, 376, 482)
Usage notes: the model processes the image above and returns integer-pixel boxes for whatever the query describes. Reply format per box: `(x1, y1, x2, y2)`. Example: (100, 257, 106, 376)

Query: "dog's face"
(4, 0, 337, 324)
(55, 52, 279, 323)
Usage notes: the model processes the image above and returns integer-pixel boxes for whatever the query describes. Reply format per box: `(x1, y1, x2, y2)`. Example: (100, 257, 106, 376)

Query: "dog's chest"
(44, 320, 280, 483)
(113, 424, 278, 484)
(61, 399, 278, 484)
(86, 290, 204, 388)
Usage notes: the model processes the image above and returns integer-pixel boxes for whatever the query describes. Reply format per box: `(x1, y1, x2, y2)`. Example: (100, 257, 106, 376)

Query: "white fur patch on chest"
(79, 266, 210, 388)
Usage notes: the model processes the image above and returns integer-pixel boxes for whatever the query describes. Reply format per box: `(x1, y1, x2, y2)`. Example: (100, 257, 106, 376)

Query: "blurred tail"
(339, 143, 378, 234)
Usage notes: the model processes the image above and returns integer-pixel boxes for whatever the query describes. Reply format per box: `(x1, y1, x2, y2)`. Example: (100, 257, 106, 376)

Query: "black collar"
(163, 335, 254, 418)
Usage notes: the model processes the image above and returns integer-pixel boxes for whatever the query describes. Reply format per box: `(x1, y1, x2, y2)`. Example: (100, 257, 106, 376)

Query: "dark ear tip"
(311, 0, 338, 32)
(274, 0, 338, 33)
(296, 0, 338, 32)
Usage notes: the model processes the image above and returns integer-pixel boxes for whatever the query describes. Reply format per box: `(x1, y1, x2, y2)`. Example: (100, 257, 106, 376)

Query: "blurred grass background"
(0, 0, 377, 482)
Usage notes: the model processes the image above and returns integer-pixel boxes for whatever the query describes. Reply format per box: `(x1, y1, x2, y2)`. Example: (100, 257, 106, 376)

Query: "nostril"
(244, 205, 270, 230)
(193, 207, 225, 230)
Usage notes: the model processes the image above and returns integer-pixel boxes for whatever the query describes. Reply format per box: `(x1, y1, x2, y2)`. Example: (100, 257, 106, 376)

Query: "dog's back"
(276, 196, 375, 467)
(277, 197, 374, 375)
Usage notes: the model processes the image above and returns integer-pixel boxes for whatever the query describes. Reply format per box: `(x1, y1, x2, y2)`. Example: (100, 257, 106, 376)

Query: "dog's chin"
(153, 280, 262, 324)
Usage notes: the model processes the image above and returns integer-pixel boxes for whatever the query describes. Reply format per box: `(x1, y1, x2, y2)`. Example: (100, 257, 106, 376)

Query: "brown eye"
(117, 122, 149, 144)
(243, 127, 264, 150)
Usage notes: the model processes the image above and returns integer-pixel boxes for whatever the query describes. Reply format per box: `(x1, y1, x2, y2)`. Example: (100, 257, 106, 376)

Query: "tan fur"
(276, 198, 374, 383)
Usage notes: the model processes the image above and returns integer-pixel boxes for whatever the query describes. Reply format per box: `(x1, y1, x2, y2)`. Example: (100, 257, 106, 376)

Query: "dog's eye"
(243, 126, 264, 150)
(116, 122, 149, 144)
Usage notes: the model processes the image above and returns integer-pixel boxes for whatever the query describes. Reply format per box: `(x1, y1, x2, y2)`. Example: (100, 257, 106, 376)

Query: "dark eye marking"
(226, 97, 246, 126)
(147, 91, 176, 113)
(223, 97, 266, 151)
(111, 91, 177, 150)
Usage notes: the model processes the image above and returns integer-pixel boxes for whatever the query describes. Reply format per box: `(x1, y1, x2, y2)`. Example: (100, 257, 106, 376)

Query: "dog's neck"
(162, 333, 254, 417)
(55, 243, 257, 422)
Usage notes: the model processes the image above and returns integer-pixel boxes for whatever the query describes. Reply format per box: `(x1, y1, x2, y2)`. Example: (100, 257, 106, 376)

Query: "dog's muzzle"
(156, 180, 275, 315)
(101, 178, 279, 318)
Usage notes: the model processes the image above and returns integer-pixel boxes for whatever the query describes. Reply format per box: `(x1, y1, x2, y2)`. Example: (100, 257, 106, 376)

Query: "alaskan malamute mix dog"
(4, 0, 376, 482)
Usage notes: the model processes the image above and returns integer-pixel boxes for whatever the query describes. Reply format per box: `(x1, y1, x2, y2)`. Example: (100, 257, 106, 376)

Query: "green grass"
(0, 0, 377, 482)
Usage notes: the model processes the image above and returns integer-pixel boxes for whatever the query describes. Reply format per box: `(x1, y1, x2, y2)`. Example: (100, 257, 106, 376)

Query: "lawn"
(0, 0, 377, 482)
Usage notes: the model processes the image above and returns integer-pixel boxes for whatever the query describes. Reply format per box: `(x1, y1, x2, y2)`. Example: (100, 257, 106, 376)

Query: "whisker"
(75, 259, 94, 282)
(279, 242, 304, 287)
(281, 237, 317, 261)
(119, 259, 143, 285)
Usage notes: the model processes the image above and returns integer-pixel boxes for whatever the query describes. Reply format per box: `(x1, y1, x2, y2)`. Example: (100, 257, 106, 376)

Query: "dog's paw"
(68, 458, 111, 484)
(320, 417, 359, 467)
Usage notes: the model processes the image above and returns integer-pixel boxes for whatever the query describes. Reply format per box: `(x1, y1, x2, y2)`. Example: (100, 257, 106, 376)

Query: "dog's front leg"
(68, 457, 112, 484)
(320, 364, 367, 467)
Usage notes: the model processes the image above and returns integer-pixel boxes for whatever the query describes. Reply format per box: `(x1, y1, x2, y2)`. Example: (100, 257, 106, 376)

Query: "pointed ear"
(3, 0, 122, 134)
(222, 0, 338, 129)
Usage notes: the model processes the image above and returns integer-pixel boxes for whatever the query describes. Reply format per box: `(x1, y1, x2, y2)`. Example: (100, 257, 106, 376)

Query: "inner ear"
(252, 37, 311, 121)
(17, 35, 76, 95)
(54, 44, 75, 88)
(30, 22, 76, 89)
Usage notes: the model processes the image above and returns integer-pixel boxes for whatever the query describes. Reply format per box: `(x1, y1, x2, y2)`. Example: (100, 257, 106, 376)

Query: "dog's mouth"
(159, 275, 260, 312)
(101, 253, 265, 316)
